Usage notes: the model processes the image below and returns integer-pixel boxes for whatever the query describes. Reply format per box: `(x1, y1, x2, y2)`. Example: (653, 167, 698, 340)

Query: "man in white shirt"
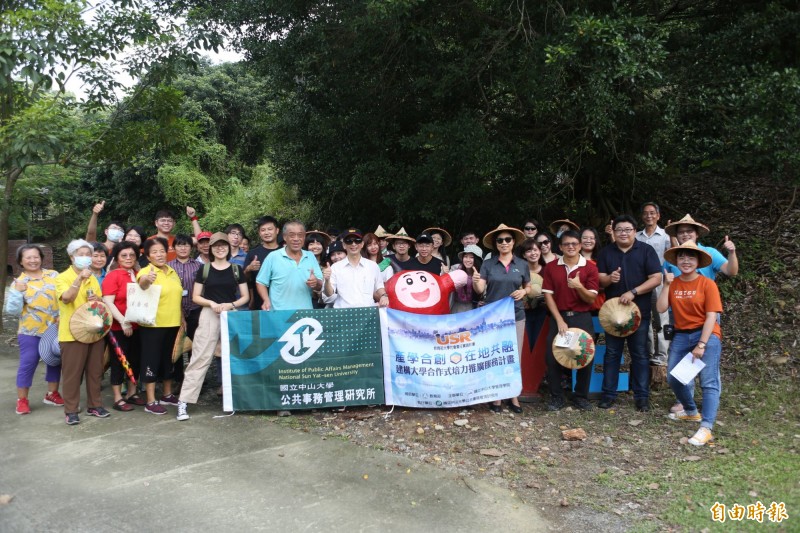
(635, 202, 671, 365)
(323, 228, 389, 308)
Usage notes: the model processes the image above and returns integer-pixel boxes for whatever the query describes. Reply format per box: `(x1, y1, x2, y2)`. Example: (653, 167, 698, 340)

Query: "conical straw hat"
(552, 327, 596, 369)
(599, 297, 642, 338)
(69, 301, 113, 344)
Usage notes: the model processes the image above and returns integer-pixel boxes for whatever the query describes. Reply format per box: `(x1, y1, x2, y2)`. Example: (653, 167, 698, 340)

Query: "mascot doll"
(386, 270, 468, 315)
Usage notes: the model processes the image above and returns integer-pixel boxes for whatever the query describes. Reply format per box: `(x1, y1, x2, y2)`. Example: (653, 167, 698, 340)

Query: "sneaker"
(635, 399, 651, 412)
(688, 427, 714, 446)
(86, 406, 110, 418)
(65, 412, 80, 425)
(572, 397, 594, 411)
(277, 410, 292, 417)
(43, 391, 65, 406)
(547, 396, 566, 411)
(159, 394, 179, 406)
(16, 398, 31, 415)
(145, 402, 167, 415)
(176, 401, 190, 421)
(668, 410, 702, 422)
(670, 402, 684, 413)
(598, 398, 615, 409)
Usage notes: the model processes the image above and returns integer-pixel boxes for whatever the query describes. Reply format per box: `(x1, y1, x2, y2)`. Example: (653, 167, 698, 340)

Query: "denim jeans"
(602, 319, 650, 401)
(667, 331, 722, 430)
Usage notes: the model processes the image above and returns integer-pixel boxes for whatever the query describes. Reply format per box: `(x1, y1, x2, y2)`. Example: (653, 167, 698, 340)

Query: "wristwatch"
(630, 288, 638, 296)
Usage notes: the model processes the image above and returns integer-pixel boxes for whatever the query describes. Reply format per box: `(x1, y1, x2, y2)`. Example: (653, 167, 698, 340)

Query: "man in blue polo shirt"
(597, 215, 662, 412)
(256, 220, 323, 311)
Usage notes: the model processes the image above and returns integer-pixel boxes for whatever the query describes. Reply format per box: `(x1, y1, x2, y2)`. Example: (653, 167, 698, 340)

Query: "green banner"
(222, 308, 384, 411)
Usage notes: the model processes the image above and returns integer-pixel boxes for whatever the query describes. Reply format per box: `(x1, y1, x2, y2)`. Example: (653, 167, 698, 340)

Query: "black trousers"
(545, 311, 594, 400)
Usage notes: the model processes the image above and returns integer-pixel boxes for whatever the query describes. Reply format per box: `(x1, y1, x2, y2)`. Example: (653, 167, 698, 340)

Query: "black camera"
(663, 324, 675, 340)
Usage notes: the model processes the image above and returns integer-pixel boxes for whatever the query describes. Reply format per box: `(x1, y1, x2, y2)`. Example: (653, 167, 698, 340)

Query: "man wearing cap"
(322, 229, 389, 308)
(542, 230, 599, 411)
(636, 202, 671, 366)
(409, 232, 444, 275)
(596, 215, 662, 411)
(387, 228, 417, 273)
(663, 214, 738, 280)
(245, 216, 281, 310)
(255, 220, 322, 311)
(195, 231, 212, 264)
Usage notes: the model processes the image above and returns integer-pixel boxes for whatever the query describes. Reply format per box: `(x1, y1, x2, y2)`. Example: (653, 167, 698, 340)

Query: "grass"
(607, 369, 799, 530)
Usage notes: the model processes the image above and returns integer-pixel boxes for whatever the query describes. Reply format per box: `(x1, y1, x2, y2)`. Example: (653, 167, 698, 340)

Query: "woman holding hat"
(102, 242, 145, 411)
(657, 241, 723, 447)
(450, 244, 483, 313)
(474, 224, 532, 413)
(56, 239, 106, 425)
(177, 232, 249, 421)
(5, 244, 62, 415)
(136, 237, 184, 415)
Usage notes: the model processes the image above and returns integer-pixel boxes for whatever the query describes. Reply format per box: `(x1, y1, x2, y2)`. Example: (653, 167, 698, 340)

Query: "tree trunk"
(0, 167, 23, 333)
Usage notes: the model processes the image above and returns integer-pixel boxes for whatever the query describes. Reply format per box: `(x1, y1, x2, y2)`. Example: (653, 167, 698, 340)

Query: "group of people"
(7, 201, 737, 446)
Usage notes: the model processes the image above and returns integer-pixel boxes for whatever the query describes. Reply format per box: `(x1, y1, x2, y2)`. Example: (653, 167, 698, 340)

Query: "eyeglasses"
(495, 237, 514, 244)
(677, 229, 696, 236)
(343, 238, 363, 245)
(537, 239, 550, 245)
(228, 231, 243, 237)
(561, 242, 580, 248)
(614, 228, 635, 234)
(524, 226, 537, 231)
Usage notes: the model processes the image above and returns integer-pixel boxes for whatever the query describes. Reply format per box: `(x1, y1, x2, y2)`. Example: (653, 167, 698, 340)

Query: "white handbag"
(124, 282, 161, 326)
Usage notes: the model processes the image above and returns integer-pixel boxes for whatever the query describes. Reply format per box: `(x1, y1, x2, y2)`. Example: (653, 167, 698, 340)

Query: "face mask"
(108, 229, 124, 243)
(73, 256, 92, 270)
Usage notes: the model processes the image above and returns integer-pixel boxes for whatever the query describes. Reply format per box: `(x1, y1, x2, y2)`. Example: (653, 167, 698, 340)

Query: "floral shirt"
(6, 270, 59, 336)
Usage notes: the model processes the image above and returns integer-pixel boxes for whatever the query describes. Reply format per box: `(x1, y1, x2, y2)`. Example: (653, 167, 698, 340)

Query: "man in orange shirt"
(147, 207, 202, 262)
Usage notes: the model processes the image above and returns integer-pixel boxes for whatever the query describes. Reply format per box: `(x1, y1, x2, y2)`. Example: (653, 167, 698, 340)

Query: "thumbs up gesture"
(146, 265, 157, 284)
(722, 235, 736, 253)
(92, 201, 105, 215)
(567, 271, 583, 289)
(610, 266, 621, 283)
(472, 269, 481, 284)
(306, 268, 319, 288)
(322, 262, 332, 281)
(14, 278, 28, 292)
(664, 271, 675, 285)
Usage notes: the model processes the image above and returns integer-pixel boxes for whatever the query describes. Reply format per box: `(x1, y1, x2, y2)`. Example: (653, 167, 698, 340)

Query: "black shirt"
(403, 256, 444, 275)
(195, 264, 240, 304)
(244, 244, 280, 309)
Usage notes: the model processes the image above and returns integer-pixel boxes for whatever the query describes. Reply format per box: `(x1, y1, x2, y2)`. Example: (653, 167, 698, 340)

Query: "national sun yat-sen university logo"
(278, 317, 325, 364)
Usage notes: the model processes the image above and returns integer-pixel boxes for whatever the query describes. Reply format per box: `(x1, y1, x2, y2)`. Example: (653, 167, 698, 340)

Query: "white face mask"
(73, 256, 92, 270)
(108, 229, 124, 243)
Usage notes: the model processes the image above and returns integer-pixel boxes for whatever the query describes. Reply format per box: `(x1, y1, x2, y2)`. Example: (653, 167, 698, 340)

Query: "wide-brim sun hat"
(374, 225, 390, 239)
(599, 297, 642, 338)
(38, 322, 61, 367)
(664, 214, 710, 238)
(552, 327, 596, 369)
(482, 224, 525, 249)
(663, 240, 713, 268)
(548, 219, 581, 234)
(69, 301, 113, 344)
(306, 230, 332, 249)
(387, 227, 415, 243)
(458, 244, 484, 262)
(423, 227, 452, 247)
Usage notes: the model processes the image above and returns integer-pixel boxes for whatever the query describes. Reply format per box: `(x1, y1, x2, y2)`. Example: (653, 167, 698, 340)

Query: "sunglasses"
(343, 238, 363, 245)
(495, 237, 514, 244)
(537, 239, 550, 245)
(523, 226, 537, 231)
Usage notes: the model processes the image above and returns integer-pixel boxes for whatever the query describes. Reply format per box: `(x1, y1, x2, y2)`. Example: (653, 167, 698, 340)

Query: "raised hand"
(14, 279, 28, 292)
(92, 201, 105, 215)
(472, 269, 481, 283)
(186, 206, 196, 218)
(664, 271, 675, 285)
(322, 262, 332, 281)
(610, 267, 621, 283)
(567, 272, 583, 289)
(145, 265, 157, 284)
(722, 235, 735, 253)
(306, 268, 318, 288)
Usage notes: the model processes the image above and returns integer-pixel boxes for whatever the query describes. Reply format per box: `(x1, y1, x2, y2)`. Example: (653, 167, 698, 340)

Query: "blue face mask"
(73, 256, 92, 270)
(108, 229, 124, 243)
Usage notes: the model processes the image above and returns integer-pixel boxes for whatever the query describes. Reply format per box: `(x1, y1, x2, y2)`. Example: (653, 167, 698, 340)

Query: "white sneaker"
(176, 401, 190, 421)
(689, 427, 713, 446)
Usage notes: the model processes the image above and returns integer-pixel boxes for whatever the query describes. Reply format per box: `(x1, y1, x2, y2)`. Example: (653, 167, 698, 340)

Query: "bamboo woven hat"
(663, 240, 712, 268)
(423, 227, 452, 247)
(69, 301, 113, 344)
(387, 227, 416, 243)
(599, 297, 642, 338)
(373, 225, 390, 239)
(38, 322, 61, 367)
(548, 219, 581, 234)
(306, 230, 332, 249)
(172, 323, 192, 363)
(664, 214, 710, 238)
(482, 224, 525, 249)
(552, 328, 596, 369)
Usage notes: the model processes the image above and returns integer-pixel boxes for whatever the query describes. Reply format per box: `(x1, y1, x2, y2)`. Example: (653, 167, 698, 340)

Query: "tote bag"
(124, 282, 161, 326)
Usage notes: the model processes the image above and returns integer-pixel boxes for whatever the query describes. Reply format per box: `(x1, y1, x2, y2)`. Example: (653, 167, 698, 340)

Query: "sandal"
(125, 394, 146, 406)
(113, 399, 134, 412)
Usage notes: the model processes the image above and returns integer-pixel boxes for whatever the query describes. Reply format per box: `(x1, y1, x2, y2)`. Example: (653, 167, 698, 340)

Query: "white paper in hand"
(554, 331, 576, 348)
(669, 353, 706, 385)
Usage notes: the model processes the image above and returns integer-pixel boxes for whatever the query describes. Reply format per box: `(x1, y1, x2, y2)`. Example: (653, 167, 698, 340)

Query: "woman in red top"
(657, 241, 723, 447)
(102, 242, 144, 410)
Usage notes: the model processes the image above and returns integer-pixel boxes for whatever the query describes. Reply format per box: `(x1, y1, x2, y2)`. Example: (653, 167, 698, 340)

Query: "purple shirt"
(168, 258, 202, 315)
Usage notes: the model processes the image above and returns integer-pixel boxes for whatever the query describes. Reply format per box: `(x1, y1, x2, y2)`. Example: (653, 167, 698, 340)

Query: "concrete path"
(0, 345, 548, 532)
